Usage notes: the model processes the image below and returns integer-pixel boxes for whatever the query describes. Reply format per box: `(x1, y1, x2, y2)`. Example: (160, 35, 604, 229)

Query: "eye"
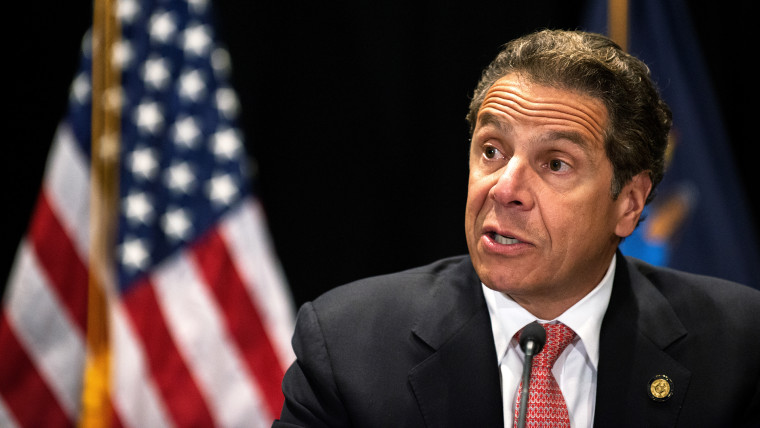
(548, 159, 570, 172)
(483, 146, 504, 160)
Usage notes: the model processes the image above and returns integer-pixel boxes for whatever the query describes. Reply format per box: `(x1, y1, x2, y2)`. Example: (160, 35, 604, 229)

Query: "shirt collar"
(482, 254, 616, 369)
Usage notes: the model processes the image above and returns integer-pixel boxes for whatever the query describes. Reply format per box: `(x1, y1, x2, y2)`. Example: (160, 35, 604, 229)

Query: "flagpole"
(608, 0, 629, 51)
(80, 0, 121, 425)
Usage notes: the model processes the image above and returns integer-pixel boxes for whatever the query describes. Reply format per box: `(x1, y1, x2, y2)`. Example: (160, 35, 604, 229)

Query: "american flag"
(0, 0, 295, 426)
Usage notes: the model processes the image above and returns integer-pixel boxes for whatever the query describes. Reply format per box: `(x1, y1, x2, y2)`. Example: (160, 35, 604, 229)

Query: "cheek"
(465, 177, 491, 219)
(548, 195, 617, 248)
(541, 193, 607, 239)
(464, 180, 490, 246)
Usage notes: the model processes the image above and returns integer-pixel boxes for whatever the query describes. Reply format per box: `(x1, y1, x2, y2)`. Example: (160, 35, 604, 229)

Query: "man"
(274, 30, 760, 427)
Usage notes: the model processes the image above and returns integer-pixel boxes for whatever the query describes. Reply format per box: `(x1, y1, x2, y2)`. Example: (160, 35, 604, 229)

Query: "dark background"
(4, 1, 756, 308)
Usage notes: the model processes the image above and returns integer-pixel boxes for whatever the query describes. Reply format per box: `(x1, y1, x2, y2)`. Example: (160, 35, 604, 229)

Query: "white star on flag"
(165, 161, 196, 194)
(117, 0, 140, 24)
(112, 39, 135, 70)
(123, 191, 154, 225)
(162, 206, 193, 241)
(182, 23, 212, 56)
(207, 173, 238, 206)
(215, 87, 240, 119)
(71, 72, 91, 104)
(150, 10, 177, 44)
(211, 128, 242, 160)
(120, 236, 151, 271)
(172, 116, 202, 148)
(179, 69, 207, 102)
(134, 100, 164, 134)
(128, 146, 159, 180)
(142, 56, 171, 90)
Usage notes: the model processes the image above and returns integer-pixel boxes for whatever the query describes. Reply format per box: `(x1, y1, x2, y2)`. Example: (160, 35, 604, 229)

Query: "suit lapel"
(408, 258, 503, 427)
(595, 254, 690, 427)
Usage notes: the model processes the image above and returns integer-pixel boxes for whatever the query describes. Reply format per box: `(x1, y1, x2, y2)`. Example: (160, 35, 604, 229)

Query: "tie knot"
(533, 322, 575, 368)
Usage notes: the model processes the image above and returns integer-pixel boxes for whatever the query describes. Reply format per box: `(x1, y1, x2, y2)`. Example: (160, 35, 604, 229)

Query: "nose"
(490, 156, 534, 209)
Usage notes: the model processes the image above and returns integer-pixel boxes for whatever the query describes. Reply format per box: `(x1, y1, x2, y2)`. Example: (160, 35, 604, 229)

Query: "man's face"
(465, 73, 647, 315)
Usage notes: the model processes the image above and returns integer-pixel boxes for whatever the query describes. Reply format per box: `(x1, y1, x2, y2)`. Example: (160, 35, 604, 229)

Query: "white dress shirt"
(482, 254, 615, 428)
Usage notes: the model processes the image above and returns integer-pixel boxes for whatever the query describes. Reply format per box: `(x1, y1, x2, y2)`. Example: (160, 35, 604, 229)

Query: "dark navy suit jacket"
(274, 253, 760, 427)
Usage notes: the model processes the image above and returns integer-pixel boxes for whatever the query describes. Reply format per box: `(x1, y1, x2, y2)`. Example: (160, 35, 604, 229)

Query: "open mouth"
(490, 232, 522, 245)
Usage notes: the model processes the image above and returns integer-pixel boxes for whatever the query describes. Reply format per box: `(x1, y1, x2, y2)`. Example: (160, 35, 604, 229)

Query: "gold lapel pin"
(648, 374, 674, 402)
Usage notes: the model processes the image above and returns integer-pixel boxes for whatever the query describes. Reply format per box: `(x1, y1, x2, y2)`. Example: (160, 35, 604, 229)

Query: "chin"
(478, 270, 525, 293)
(477, 262, 553, 294)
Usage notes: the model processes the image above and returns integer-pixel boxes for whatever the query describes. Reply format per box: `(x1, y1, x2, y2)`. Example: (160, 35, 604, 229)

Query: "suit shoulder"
(304, 255, 477, 328)
(315, 256, 472, 304)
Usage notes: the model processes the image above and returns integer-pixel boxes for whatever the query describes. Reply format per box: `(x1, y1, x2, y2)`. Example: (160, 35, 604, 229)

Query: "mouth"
(489, 232, 523, 245)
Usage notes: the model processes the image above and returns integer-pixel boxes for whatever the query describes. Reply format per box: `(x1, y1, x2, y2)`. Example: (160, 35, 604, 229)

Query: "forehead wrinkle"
(481, 82, 607, 141)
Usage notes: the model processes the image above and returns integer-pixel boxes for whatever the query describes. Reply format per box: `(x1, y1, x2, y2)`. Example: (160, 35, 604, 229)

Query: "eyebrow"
(537, 130, 592, 153)
(476, 112, 596, 162)
(475, 112, 512, 135)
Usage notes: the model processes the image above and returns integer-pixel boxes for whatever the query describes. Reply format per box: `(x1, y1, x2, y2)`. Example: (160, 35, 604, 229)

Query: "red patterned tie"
(514, 322, 576, 427)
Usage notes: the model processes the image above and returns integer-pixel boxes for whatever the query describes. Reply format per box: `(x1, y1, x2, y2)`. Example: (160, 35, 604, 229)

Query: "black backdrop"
(4, 1, 756, 308)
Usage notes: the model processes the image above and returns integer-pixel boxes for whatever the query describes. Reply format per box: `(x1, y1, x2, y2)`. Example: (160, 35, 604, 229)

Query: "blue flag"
(583, 0, 760, 289)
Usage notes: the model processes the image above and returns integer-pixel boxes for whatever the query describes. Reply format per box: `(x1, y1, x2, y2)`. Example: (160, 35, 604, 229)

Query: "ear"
(614, 171, 652, 238)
